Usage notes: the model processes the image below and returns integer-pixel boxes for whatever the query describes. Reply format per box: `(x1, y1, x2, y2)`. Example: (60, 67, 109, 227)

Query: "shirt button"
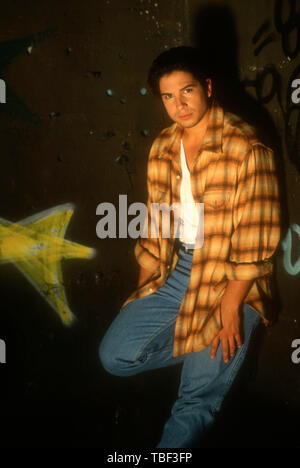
(148, 287, 153, 292)
(176, 174, 181, 179)
(167, 265, 171, 269)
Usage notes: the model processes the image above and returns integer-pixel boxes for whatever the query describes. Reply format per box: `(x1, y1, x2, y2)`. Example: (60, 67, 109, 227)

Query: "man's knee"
(98, 332, 139, 377)
(98, 335, 122, 376)
(98, 301, 147, 376)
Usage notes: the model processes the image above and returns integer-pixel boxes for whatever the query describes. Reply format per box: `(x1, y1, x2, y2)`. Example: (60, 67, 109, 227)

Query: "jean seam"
(144, 345, 174, 359)
(135, 316, 178, 362)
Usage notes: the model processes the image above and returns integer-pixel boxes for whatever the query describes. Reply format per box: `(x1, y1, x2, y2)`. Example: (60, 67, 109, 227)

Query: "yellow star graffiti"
(0, 203, 95, 324)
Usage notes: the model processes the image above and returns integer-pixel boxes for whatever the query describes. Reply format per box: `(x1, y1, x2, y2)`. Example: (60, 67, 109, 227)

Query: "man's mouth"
(179, 113, 192, 120)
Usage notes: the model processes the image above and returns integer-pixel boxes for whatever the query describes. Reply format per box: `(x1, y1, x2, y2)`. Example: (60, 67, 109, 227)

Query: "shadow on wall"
(191, 4, 290, 323)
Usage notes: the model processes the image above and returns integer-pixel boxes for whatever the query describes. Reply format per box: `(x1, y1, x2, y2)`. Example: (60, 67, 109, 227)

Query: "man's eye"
(183, 88, 192, 94)
(164, 95, 172, 100)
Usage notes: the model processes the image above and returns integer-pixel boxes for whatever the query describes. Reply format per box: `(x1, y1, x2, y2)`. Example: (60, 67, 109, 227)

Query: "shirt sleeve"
(134, 157, 161, 273)
(225, 142, 281, 281)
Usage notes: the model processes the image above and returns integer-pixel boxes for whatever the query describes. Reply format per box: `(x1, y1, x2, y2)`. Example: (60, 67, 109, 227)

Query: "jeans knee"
(99, 335, 137, 376)
(98, 337, 119, 375)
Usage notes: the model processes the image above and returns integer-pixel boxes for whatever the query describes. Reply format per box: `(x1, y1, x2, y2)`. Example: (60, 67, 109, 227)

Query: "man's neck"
(182, 106, 211, 145)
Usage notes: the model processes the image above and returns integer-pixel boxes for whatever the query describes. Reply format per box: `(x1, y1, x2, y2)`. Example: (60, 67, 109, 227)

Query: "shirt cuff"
(225, 259, 273, 280)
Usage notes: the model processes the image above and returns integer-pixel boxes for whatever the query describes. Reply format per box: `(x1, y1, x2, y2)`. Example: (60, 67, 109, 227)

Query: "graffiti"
(282, 223, 300, 275)
(0, 203, 95, 324)
(252, 20, 276, 56)
(243, 0, 300, 170)
(274, 0, 300, 60)
(0, 338, 5, 364)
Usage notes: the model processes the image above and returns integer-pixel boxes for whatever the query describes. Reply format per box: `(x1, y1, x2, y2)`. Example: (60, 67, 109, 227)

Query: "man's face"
(158, 70, 212, 130)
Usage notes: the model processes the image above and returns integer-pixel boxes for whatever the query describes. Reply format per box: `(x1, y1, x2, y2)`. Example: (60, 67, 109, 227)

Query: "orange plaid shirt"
(121, 100, 281, 358)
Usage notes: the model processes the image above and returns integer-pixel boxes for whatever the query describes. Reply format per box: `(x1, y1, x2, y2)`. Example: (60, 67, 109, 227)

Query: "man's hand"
(210, 298, 242, 363)
(210, 279, 254, 363)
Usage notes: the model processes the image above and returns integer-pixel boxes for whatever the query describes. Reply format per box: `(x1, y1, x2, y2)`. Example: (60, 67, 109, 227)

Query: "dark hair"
(147, 46, 210, 97)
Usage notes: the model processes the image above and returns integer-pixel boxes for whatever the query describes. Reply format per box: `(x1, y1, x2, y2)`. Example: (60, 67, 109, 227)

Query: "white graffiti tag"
(282, 224, 300, 276)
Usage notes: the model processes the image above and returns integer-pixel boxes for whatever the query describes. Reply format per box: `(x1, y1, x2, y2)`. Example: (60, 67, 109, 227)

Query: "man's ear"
(206, 78, 212, 98)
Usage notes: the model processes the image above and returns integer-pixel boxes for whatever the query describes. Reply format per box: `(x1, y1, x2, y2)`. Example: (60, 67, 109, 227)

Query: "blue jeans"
(99, 247, 261, 448)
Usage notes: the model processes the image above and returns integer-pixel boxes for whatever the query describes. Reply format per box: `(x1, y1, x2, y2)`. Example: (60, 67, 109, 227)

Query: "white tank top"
(178, 139, 200, 244)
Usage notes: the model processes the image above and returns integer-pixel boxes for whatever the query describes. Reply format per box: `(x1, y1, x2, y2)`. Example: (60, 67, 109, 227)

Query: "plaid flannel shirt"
(121, 100, 281, 358)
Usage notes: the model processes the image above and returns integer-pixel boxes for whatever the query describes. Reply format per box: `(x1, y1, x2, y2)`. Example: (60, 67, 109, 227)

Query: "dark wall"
(0, 0, 299, 448)
(189, 0, 300, 427)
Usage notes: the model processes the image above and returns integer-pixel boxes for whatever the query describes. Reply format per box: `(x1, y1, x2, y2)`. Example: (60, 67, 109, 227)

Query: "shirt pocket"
(201, 190, 232, 210)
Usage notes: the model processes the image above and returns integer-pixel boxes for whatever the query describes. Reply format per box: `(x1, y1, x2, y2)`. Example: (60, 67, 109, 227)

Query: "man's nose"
(174, 95, 186, 109)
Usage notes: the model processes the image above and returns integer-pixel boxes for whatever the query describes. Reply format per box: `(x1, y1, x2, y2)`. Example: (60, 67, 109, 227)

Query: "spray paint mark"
(0, 203, 95, 324)
(244, 2, 300, 169)
(282, 224, 300, 276)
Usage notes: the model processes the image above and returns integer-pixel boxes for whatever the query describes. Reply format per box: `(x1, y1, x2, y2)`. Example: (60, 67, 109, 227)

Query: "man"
(99, 46, 281, 448)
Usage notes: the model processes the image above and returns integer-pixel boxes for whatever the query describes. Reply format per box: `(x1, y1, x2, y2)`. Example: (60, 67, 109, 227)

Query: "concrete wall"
(0, 0, 299, 448)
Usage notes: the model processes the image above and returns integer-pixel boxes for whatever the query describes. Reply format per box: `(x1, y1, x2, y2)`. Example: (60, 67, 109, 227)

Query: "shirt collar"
(201, 99, 224, 153)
